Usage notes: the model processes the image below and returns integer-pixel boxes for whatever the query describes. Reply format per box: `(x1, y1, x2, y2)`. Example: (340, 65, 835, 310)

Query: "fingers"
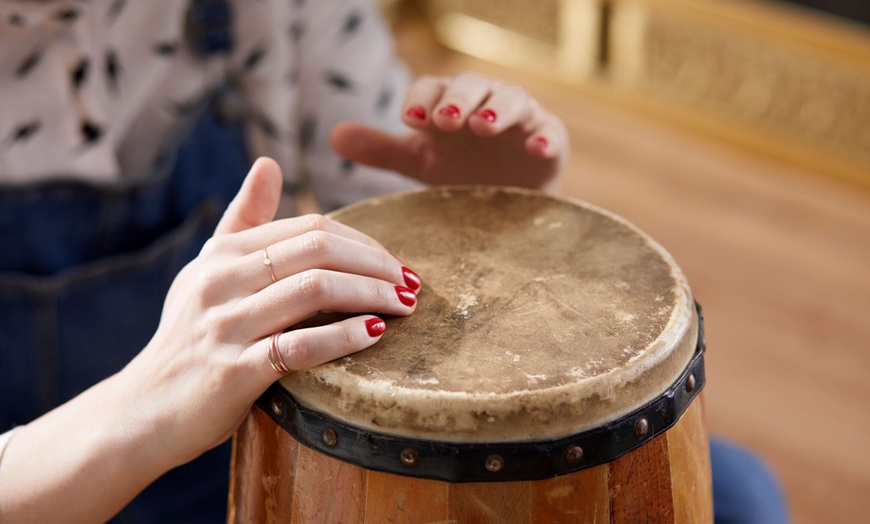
(400, 73, 530, 134)
(212, 212, 389, 257)
(235, 269, 417, 340)
(401, 75, 444, 128)
(214, 157, 283, 236)
(250, 315, 386, 378)
(467, 84, 537, 136)
(330, 122, 419, 177)
(241, 230, 421, 293)
(524, 110, 566, 160)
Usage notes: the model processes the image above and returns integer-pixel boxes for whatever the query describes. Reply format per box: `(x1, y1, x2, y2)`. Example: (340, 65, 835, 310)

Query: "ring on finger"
(268, 332, 291, 375)
(263, 246, 277, 284)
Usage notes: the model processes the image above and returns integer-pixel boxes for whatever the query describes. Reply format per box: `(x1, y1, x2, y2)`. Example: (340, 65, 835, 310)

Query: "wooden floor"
(392, 13, 870, 524)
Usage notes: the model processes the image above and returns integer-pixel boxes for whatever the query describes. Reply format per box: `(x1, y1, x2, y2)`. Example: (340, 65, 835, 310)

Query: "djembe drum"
(229, 187, 712, 523)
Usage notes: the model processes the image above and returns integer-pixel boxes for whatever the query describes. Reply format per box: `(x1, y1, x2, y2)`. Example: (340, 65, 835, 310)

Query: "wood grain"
(364, 470, 449, 523)
(230, 399, 711, 522)
(531, 465, 610, 523)
(609, 434, 675, 524)
(667, 399, 713, 524)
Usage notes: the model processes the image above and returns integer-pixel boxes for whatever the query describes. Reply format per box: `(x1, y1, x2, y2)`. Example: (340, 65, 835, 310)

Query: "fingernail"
(366, 317, 386, 337)
(405, 105, 426, 120)
(437, 104, 461, 119)
(402, 267, 422, 291)
(476, 109, 497, 123)
(395, 285, 417, 307)
(534, 136, 549, 149)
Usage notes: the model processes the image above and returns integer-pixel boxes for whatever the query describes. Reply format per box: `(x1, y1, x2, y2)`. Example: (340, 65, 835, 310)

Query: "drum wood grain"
(229, 400, 711, 523)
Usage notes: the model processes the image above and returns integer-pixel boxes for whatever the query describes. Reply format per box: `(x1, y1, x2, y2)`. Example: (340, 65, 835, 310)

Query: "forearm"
(0, 373, 172, 523)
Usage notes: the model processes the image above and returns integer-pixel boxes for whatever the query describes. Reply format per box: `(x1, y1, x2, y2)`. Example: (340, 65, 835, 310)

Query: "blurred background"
(380, 0, 870, 522)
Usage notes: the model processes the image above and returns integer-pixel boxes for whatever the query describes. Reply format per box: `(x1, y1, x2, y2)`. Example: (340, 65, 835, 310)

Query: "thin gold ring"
(268, 332, 290, 375)
(263, 247, 277, 283)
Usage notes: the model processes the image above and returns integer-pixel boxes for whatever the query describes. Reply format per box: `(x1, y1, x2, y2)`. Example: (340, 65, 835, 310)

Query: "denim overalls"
(0, 5, 249, 518)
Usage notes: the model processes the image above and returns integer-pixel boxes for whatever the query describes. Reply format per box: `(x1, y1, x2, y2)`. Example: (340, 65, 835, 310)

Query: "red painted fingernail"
(366, 317, 386, 337)
(476, 109, 497, 123)
(395, 286, 417, 307)
(534, 136, 549, 149)
(405, 105, 426, 120)
(437, 104, 461, 119)
(402, 267, 422, 291)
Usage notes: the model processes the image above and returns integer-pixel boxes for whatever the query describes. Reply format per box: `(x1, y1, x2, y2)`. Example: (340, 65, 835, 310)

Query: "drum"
(228, 187, 712, 523)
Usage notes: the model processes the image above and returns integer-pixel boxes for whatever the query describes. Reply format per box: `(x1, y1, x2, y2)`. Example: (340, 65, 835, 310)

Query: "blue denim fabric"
(0, 96, 249, 523)
(711, 437, 790, 524)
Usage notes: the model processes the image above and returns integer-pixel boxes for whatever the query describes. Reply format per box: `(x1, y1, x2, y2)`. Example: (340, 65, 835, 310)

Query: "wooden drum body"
(229, 187, 712, 523)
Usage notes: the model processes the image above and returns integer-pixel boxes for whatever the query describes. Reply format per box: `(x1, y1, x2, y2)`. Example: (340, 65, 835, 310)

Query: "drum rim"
(280, 186, 698, 442)
(255, 303, 707, 483)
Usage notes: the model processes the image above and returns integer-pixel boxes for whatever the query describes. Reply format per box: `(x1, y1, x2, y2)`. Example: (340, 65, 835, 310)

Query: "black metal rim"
(255, 303, 706, 483)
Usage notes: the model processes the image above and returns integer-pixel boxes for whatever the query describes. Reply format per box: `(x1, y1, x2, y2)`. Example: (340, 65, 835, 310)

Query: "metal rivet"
(400, 448, 420, 467)
(485, 454, 504, 473)
(270, 398, 283, 417)
(321, 428, 338, 447)
(686, 374, 696, 392)
(635, 418, 649, 438)
(566, 445, 584, 464)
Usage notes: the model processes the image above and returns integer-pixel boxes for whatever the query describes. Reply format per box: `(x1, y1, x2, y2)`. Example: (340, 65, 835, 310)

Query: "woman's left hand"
(330, 73, 568, 193)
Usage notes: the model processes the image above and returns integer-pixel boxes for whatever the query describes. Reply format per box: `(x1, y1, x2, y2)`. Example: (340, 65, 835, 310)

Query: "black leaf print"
(11, 121, 41, 143)
(9, 13, 25, 27)
(300, 116, 317, 149)
(325, 71, 353, 92)
(105, 49, 121, 92)
(107, 0, 126, 23)
(55, 8, 80, 22)
(154, 42, 179, 56)
(342, 11, 362, 38)
(288, 21, 305, 43)
(81, 121, 103, 144)
(376, 87, 392, 113)
(341, 159, 355, 175)
(254, 113, 280, 140)
(72, 58, 89, 89)
(244, 46, 267, 70)
(16, 51, 42, 78)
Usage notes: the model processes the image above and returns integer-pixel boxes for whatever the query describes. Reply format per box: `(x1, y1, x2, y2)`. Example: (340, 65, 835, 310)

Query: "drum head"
(281, 187, 697, 442)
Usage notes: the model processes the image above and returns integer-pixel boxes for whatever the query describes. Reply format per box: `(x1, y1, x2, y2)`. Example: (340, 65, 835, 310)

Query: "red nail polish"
(395, 286, 417, 307)
(476, 109, 497, 123)
(365, 317, 386, 337)
(405, 105, 426, 120)
(438, 104, 461, 119)
(534, 136, 549, 149)
(402, 267, 422, 291)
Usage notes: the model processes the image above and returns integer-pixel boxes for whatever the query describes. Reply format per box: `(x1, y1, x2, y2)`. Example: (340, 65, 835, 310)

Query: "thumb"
(330, 122, 420, 178)
(214, 157, 283, 235)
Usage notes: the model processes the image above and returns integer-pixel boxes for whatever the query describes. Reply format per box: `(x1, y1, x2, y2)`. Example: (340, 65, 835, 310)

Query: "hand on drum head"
(330, 72, 567, 193)
(0, 158, 423, 524)
(127, 157, 421, 465)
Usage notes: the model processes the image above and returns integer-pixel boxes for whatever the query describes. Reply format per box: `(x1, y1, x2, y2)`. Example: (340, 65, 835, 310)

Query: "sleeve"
(226, 1, 303, 208)
(285, 0, 425, 211)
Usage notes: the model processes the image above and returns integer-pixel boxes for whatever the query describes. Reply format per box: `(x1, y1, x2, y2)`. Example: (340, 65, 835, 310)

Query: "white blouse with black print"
(0, 0, 423, 211)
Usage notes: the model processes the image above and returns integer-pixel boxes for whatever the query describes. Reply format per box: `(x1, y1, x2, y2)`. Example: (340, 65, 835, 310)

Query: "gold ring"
(263, 247, 277, 283)
(268, 332, 290, 375)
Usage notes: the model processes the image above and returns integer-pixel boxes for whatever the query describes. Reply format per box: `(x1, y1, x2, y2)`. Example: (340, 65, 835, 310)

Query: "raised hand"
(331, 73, 568, 193)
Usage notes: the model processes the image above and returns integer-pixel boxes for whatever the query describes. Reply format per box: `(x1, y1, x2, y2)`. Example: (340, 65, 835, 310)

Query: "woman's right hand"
(0, 157, 422, 524)
(122, 156, 422, 471)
